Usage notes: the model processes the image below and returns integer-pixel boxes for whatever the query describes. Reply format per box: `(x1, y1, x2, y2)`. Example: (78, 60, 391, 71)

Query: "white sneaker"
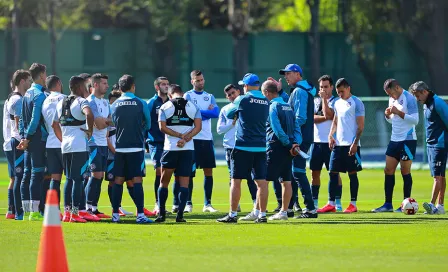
(119, 207, 133, 216)
(203, 204, 219, 213)
(423, 202, 437, 214)
(269, 212, 288, 221)
(436, 204, 445, 214)
(239, 211, 258, 221)
(184, 204, 193, 213)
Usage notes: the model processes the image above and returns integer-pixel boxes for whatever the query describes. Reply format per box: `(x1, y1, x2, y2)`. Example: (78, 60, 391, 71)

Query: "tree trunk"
(228, 0, 250, 84)
(12, 0, 20, 69)
(49, 0, 57, 74)
(307, 0, 320, 84)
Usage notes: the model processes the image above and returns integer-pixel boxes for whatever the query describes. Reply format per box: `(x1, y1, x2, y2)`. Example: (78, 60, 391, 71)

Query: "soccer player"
(3, 81, 15, 219)
(56, 76, 94, 223)
(280, 64, 318, 218)
(42, 75, 66, 210)
(312, 75, 343, 213)
(372, 79, 419, 213)
(410, 81, 447, 215)
(155, 84, 202, 223)
(217, 84, 258, 213)
(17, 63, 48, 221)
(147, 77, 169, 214)
(260, 80, 297, 221)
(217, 73, 269, 223)
(85, 73, 112, 220)
(183, 70, 219, 213)
(110, 74, 153, 224)
(328, 78, 365, 213)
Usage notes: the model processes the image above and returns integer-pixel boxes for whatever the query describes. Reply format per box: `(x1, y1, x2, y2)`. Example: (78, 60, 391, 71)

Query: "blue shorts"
(230, 149, 266, 180)
(5, 150, 14, 178)
(46, 148, 63, 175)
(329, 146, 362, 173)
(89, 146, 108, 172)
(11, 138, 24, 177)
(292, 142, 311, 173)
(386, 140, 417, 161)
(161, 150, 194, 177)
(266, 147, 292, 182)
(309, 142, 331, 171)
(63, 152, 89, 180)
(148, 143, 164, 169)
(114, 151, 145, 180)
(193, 140, 216, 169)
(105, 159, 115, 181)
(427, 146, 447, 177)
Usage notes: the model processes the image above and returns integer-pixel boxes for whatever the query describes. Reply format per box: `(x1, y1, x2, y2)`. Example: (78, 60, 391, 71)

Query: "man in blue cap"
(279, 63, 318, 218)
(217, 73, 270, 223)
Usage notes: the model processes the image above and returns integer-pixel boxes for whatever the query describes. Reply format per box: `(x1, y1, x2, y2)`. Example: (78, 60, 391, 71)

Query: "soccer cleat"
(336, 206, 343, 212)
(62, 211, 71, 222)
(29, 211, 44, 221)
(143, 207, 157, 217)
(119, 207, 133, 216)
(111, 213, 120, 223)
(176, 217, 187, 223)
(273, 203, 282, 213)
(343, 204, 358, 213)
(184, 204, 193, 213)
(70, 213, 87, 223)
(153, 202, 160, 213)
(287, 209, 295, 218)
(118, 209, 126, 217)
(254, 216, 267, 223)
(293, 203, 302, 212)
(394, 207, 402, 213)
(294, 211, 318, 219)
(217, 214, 238, 223)
(154, 215, 166, 223)
(371, 203, 394, 213)
(237, 204, 241, 212)
(5, 212, 15, 219)
(92, 210, 111, 219)
(435, 204, 445, 214)
(79, 211, 101, 222)
(15, 214, 24, 220)
(423, 202, 437, 214)
(317, 204, 336, 213)
(172, 205, 179, 213)
(239, 212, 257, 221)
(269, 212, 288, 221)
(136, 215, 154, 224)
(203, 204, 219, 213)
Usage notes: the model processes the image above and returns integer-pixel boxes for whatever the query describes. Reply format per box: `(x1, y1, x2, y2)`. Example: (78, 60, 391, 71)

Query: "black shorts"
(105, 159, 115, 181)
(266, 147, 293, 182)
(63, 152, 89, 180)
(385, 140, 417, 161)
(161, 150, 194, 177)
(5, 150, 14, 178)
(309, 142, 331, 171)
(46, 148, 63, 175)
(230, 149, 266, 180)
(329, 146, 362, 173)
(427, 146, 448, 177)
(292, 142, 311, 173)
(114, 151, 145, 180)
(148, 143, 164, 169)
(89, 146, 108, 172)
(193, 139, 216, 169)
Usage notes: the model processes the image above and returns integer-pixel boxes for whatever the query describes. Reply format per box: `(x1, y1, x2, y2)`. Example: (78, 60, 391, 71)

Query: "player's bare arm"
(52, 121, 63, 142)
(159, 121, 183, 138)
(81, 106, 94, 139)
(349, 116, 365, 156)
(328, 115, 337, 150)
(183, 118, 202, 142)
(321, 94, 334, 121)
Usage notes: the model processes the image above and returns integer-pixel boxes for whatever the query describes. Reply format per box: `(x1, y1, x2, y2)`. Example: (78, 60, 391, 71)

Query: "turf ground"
(0, 163, 447, 272)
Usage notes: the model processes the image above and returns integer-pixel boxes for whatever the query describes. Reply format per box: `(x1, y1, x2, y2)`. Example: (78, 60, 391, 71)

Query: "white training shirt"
(159, 99, 201, 151)
(55, 96, 90, 153)
(87, 94, 110, 147)
(184, 90, 217, 141)
(3, 98, 13, 151)
(217, 103, 236, 149)
(4, 93, 23, 147)
(313, 96, 338, 143)
(42, 92, 66, 148)
(386, 90, 418, 142)
(333, 95, 365, 146)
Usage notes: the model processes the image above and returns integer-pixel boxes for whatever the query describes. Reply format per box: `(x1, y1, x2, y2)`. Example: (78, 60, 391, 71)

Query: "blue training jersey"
(147, 94, 168, 144)
(110, 92, 151, 151)
(288, 80, 316, 145)
(226, 90, 269, 152)
(424, 93, 448, 148)
(278, 89, 290, 103)
(19, 83, 48, 142)
(266, 97, 295, 151)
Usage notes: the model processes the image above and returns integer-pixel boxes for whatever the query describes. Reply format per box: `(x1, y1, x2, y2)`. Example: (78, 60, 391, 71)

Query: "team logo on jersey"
(399, 100, 403, 105)
(103, 101, 107, 107)
(15, 166, 22, 173)
(108, 173, 114, 180)
(90, 163, 96, 171)
(83, 172, 89, 179)
(204, 96, 210, 101)
(347, 102, 351, 107)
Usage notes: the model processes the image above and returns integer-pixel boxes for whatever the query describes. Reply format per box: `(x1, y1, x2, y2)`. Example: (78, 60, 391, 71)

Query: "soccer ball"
(401, 198, 419, 215)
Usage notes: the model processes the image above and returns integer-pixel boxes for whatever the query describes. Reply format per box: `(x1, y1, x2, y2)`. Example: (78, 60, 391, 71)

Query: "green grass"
(0, 164, 447, 272)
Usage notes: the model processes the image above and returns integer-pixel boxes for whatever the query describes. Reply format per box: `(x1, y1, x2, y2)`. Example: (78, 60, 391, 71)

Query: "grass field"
(0, 163, 447, 272)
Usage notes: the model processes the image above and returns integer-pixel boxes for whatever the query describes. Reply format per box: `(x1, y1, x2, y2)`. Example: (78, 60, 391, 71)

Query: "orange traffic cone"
(36, 189, 69, 272)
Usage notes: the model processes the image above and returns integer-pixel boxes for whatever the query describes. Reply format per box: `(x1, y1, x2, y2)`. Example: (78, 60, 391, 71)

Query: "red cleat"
(5, 213, 15, 219)
(62, 211, 71, 222)
(93, 210, 111, 219)
(70, 213, 87, 223)
(317, 204, 336, 213)
(143, 207, 157, 217)
(79, 211, 101, 222)
(118, 209, 126, 217)
(343, 204, 358, 213)
(60, 213, 63, 221)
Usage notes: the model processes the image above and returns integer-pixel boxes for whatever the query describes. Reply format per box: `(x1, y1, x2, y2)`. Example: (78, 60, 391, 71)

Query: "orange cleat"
(79, 211, 101, 222)
(62, 211, 71, 222)
(317, 204, 336, 213)
(118, 209, 126, 217)
(70, 213, 87, 223)
(5, 213, 15, 219)
(143, 207, 157, 217)
(343, 204, 358, 213)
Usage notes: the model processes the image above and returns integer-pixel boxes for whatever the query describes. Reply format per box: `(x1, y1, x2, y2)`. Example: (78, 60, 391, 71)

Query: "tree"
(307, 0, 320, 83)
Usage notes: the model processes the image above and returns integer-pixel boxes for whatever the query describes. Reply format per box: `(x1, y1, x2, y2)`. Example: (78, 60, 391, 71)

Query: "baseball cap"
(279, 64, 303, 75)
(238, 73, 260, 86)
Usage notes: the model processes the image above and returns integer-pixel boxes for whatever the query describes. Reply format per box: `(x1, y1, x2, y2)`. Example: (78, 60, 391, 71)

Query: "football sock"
(158, 187, 168, 216)
(273, 179, 283, 206)
(79, 178, 88, 211)
(204, 176, 213, 206)
(349, 173, 359, 202)
(229, 211, 237, 217)
(385, 174, 395, 203)
(293, 172, 315, 211)
(173, 179, 180, 206)
(329, 172, 339, 202)
(93, 178, 103, 207)
(108, 184, 113, 206)
(8, 189, 14, 213)
(112, 183, 123, 214)
(402, 173, 413, 199)
(71, 178, 83, 209)
(260, 211, 266, 218)
(154, 175, 160, 202)
(187, 177, 193, 205)
(311, 184, 320, 201)
(13, 173, 23, 215)
(64, 179, 73, 208)
(127, 185, 135, 202)
(177, 187, 189, 219)
(133, 183, 144, 214)
(247, 176, 257, 202)
(50, 179, 61, 208)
